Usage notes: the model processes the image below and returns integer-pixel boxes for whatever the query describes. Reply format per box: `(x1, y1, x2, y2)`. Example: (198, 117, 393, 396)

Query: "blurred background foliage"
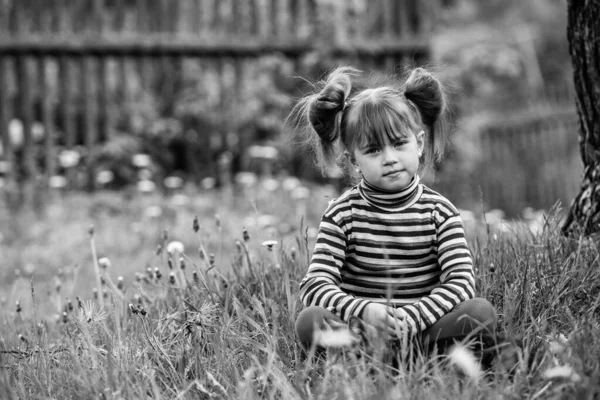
(0, 0, 579, 217)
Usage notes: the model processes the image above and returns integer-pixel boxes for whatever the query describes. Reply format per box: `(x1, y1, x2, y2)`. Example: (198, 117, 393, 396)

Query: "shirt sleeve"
(400, 207, 475, 334)
(298, 214, 373, 322)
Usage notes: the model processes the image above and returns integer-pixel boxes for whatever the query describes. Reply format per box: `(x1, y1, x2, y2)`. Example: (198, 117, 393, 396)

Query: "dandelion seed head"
(542, 365, 581, 382)
(448, 343, 483, 381)
(144, 205, 163, 218)
(261, 240, 278, 251)
(98, 257, 111, 270)
(167, 241, 185, 254)
(313, 326, 360, 348)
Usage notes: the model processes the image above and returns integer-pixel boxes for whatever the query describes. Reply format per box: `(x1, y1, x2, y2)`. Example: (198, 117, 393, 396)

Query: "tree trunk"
(561, 0, 600, 236)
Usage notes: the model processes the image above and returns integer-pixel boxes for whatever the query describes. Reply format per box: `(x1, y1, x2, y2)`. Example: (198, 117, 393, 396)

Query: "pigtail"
(402, 68, 449, 171)
(286, 66, 359, 174)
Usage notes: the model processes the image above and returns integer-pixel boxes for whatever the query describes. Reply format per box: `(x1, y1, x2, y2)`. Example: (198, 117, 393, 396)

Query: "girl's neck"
(358, 175, 421, 211)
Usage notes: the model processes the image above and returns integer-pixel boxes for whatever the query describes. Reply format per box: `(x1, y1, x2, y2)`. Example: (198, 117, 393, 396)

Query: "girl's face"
(352, 130, 424, 191)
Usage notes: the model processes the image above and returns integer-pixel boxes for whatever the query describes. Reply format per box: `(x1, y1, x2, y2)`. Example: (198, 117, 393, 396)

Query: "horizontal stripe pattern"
(298, 183, 475, 330)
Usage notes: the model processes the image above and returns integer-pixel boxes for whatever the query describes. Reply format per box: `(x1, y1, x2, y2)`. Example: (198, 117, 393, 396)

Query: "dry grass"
(1, 184, 599, 399)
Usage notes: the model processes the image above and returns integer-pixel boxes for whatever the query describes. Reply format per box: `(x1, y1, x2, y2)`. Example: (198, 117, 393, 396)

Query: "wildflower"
(144, 206, 163, 218)
(55, 279, 61, 293)
(66, 298, 73, 311)
(209, 254, 215, 268)
(131, 153, 152, 168)
(169, 272, 176, 285)
(235, 171, 258, 187)
(103, 289, 108, 299)
(215, 214, 221, 230)
(48, 175, 68, 190)
(164, 176, 183, 190)
(290, 247, 297, 261)
(193, 271, 200, 284)
(88, 225, 95, 237)
(93, 288, 98, 299)
(167, 241, 185, 254)
(261, 240, 278, 252)
(155, 244, 163, 256)
(154, 267, 162, 280)
(193, 215, 200, 233)
(448, 343, 483, 381)
(79, 300, 107, 323)
(58, 149, 81, 168)
(489, 263, 496, 273)
(313, 325, 360, 348)
(235, 240, 243, 254)
(137, 180, 156, 194)
(146, 267, 153, 278)
(262, 178, 279, 192)
(180, 257, 186, 270)
(62, 311, 68, 324)
(18, 334, 28, 345)
(95, 170, 114, 186)
(76, 297, 83, 309)
(542, 365, 581, 382)
(282, 177, 302, 191)
(291, 186, 310, 200)
(168, 258, 173, 270)
(201, 177, 216, 190)
(117, 276, 124, 290)
(36, 323, 44, 336)
(243, 228, 250, 243)
(100, 276, 106, 286)
(15, 300, 21, 314)
(128, 303, 146, 316)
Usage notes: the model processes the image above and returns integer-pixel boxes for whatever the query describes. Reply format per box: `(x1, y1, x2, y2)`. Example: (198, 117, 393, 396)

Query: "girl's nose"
(382, 146, 398, 165)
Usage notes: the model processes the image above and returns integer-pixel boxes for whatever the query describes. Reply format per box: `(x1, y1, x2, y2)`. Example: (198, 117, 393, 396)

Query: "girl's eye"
(394, 140, 407, 148)
(364, 147, 379, 154)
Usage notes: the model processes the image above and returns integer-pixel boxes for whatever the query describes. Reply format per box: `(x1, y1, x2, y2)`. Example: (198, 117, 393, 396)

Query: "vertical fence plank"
(0, 57, 13, 184)
(39, 56, 56, 181)
(97, 56, 110, 141)
(397, 0, 410, 37)
(59, 56, 76, 148)
(83, 56, 97, 190)
(255, 0, 270, 38)
(115, 0, 125, 32)
(16, 55, 36, 183)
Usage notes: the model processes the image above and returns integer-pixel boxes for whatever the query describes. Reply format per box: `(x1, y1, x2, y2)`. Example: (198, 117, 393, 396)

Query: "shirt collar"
(358, 175, 421, 211)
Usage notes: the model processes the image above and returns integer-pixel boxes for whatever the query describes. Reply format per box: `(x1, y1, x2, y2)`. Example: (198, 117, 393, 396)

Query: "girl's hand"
(362, 303, 408, 337)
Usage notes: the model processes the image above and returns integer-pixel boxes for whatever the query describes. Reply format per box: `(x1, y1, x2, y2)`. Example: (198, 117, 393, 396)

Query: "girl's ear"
(416, 130, 425, 155)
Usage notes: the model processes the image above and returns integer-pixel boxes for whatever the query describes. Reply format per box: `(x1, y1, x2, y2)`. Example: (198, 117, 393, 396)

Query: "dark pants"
(295, 298, 497, 351)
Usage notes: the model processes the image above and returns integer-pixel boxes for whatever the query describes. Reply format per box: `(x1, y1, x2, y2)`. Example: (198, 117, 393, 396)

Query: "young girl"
(290, 66, 497, 355)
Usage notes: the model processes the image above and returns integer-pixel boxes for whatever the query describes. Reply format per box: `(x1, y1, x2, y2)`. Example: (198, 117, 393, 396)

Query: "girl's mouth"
(384, 170, 402, 177)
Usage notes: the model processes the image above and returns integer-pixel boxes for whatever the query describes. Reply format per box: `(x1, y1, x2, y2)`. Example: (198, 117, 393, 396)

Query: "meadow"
(1, 177, 599, 399)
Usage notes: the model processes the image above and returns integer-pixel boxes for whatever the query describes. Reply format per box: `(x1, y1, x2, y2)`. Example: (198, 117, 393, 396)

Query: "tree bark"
(561, 0, 600, 236)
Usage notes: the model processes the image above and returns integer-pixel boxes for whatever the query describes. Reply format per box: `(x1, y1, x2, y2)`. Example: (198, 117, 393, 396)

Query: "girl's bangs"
(347, 100, 416, 150)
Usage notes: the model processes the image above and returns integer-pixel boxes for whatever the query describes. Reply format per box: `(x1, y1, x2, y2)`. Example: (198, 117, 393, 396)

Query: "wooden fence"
(434, 105, 581, 217)
(0, 0, 436, 198)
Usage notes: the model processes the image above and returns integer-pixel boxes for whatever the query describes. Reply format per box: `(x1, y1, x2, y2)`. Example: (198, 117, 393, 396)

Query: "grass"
(1, 181, 600, 399)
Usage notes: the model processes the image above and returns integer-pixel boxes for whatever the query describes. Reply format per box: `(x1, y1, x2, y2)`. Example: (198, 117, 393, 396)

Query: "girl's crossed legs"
(295, 298, 497, 351)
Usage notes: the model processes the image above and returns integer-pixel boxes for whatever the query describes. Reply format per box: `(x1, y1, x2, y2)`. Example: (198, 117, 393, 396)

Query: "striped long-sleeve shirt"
(298, 176, 475, 333)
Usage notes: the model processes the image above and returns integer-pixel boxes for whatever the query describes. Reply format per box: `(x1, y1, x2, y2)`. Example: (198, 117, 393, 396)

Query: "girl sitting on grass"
(289, 66, 497, 358)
